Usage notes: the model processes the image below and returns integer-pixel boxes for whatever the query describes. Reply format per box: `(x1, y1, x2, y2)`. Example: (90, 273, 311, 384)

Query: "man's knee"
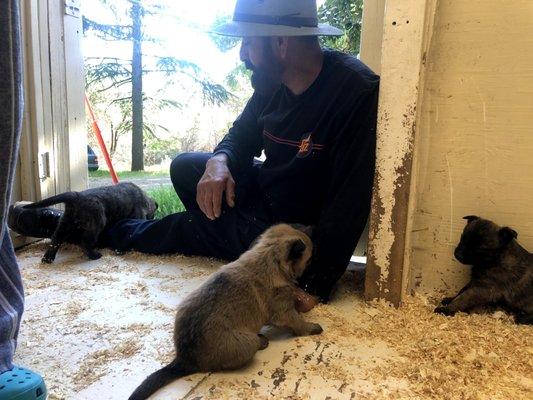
(170, 152, 196, 182)
(170, 152, 210, 187)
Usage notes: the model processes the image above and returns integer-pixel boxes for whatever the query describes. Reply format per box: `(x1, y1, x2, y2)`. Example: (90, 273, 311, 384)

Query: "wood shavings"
(13, 243, 532, 400)
(309, 293, 533, 400)
(72, 337, 141, 390)
(201, 378, 270, 400)
(124, 280, 149, 297)
(153, 340, 175, 365)
(153, 302, 176, 314)
(47, 386, 68, 400)
(64, 300, 88, 318)
(121, 322, 153, 335)
(141, 267, 168, 279)
(158, 280, 185, 294)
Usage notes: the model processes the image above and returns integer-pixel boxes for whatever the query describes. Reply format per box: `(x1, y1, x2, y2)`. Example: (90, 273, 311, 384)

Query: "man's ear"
(271, 36, 289, 60)
(499, 227, 517, 245)
(463, 215, 480, 223)
(287, 239, 306, 263)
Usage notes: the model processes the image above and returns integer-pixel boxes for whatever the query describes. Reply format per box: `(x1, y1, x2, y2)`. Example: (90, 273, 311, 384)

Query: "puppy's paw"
(440, 297, 455, 306)
(515, 313, 533, 325)
(258, 334, 269, 350)
(434, 306, 456, 316)
(307, 322, 323, 335)
(42, 249, 56, 264)
(87, 251, 102, 260)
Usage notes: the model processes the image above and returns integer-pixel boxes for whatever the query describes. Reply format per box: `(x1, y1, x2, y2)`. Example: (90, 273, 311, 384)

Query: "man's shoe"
(0, 366, 47, 400)
(7, 201, 62, 238)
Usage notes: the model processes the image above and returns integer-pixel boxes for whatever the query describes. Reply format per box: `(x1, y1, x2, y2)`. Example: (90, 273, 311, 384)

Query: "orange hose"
(84, 94, 119, 184)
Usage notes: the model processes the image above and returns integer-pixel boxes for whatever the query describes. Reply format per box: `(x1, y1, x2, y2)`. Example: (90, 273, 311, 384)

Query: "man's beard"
(244, 60, 281, 97)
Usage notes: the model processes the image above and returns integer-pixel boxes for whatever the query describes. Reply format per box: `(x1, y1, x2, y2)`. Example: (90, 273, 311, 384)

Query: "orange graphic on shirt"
(298, 137, 311, 154)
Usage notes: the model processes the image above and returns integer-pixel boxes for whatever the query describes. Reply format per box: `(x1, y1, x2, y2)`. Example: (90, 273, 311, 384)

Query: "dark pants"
(103, 153, 271, 261)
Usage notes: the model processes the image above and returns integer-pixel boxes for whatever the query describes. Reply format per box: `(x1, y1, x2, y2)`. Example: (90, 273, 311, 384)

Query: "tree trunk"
(110, 121, 117, 156)
(130, 1, 144, 171)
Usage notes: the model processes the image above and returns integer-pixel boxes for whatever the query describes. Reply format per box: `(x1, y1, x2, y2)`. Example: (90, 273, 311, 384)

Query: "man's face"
(240, 37, 282, 96)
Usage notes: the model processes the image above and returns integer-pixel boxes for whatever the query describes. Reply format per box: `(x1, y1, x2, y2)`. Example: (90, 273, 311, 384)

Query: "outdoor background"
(82, 0, 362, 217)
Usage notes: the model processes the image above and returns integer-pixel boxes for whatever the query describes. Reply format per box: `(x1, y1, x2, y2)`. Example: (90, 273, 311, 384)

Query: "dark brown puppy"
(24, 182, 157, 263)
(435, 216, 532, 324)
(129, 224, 322, 400)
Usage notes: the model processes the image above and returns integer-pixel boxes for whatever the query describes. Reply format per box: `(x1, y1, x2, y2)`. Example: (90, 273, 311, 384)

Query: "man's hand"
(197, 154, 236, 220)
(294, 287, 319, 313)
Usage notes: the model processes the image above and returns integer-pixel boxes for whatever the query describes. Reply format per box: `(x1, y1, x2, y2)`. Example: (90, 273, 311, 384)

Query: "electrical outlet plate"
(39, 152, 50, 181)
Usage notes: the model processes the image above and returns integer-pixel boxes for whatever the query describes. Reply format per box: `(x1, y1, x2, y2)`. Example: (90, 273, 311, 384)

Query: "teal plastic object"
(0, 366, 47, 400)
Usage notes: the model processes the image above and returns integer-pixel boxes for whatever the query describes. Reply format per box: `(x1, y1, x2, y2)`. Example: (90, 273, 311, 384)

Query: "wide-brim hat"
(212, 0, 343, 37)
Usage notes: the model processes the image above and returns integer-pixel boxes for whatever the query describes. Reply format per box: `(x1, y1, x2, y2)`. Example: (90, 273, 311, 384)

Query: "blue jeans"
(102, 153, 272, 261)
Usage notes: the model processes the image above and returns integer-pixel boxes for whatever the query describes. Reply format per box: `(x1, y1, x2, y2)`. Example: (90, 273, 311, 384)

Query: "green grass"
(146, 185, 186, 218)
(89, 169, 168, 179)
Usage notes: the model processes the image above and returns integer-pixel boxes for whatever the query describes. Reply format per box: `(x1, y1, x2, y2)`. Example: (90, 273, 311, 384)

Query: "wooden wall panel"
(408, 0, 533, 295)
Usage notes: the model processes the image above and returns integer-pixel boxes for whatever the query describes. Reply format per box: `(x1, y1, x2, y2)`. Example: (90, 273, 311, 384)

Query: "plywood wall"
(408, 0, 533, 295)
(11, 0, 86, 247)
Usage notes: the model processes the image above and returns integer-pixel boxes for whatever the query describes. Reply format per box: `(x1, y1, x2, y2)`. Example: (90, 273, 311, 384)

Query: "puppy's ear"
(287, 239, 306, 262)
(499, 227, 517, 245)
(463, 215, 479, 223)
(290, 224, 314, 239)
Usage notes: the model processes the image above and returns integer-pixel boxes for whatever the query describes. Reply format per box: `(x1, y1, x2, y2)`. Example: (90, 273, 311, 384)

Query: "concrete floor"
(14, 242, 532, 400)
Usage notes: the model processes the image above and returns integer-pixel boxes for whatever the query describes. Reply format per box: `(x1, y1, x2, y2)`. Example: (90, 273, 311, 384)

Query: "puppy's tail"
(128, 360, 194, 400)
(23, 192, 78, 208)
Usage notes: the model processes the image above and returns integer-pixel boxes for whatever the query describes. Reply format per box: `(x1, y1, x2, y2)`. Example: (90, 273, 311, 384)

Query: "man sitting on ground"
(9, 0, 379, 312)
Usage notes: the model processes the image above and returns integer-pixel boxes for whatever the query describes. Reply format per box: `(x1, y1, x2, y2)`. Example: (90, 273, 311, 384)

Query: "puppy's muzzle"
(454, 246, 465, 263)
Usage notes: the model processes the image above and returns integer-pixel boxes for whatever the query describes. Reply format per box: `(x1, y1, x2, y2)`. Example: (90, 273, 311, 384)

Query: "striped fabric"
(0, 0, 25, 373)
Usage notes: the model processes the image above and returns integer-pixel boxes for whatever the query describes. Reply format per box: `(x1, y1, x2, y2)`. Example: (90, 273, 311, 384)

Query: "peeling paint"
(270, 367, 287, 388)
(365, 0, 432, 305)
(369, 104, 419, 285)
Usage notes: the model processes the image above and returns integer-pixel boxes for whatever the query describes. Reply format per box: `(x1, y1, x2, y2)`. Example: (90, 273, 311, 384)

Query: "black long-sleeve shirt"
(214, 50, 379, 301)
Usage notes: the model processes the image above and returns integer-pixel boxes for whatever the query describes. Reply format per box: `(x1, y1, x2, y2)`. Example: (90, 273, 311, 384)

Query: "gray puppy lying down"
(435, 216, 532, 324)
(129, 224, 323, 400)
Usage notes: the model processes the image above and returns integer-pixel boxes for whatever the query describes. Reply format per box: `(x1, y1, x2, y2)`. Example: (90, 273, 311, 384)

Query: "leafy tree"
(83, 0, 230, 170)
(318, 0, 364, 55)
(209, 15, 240, 52)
